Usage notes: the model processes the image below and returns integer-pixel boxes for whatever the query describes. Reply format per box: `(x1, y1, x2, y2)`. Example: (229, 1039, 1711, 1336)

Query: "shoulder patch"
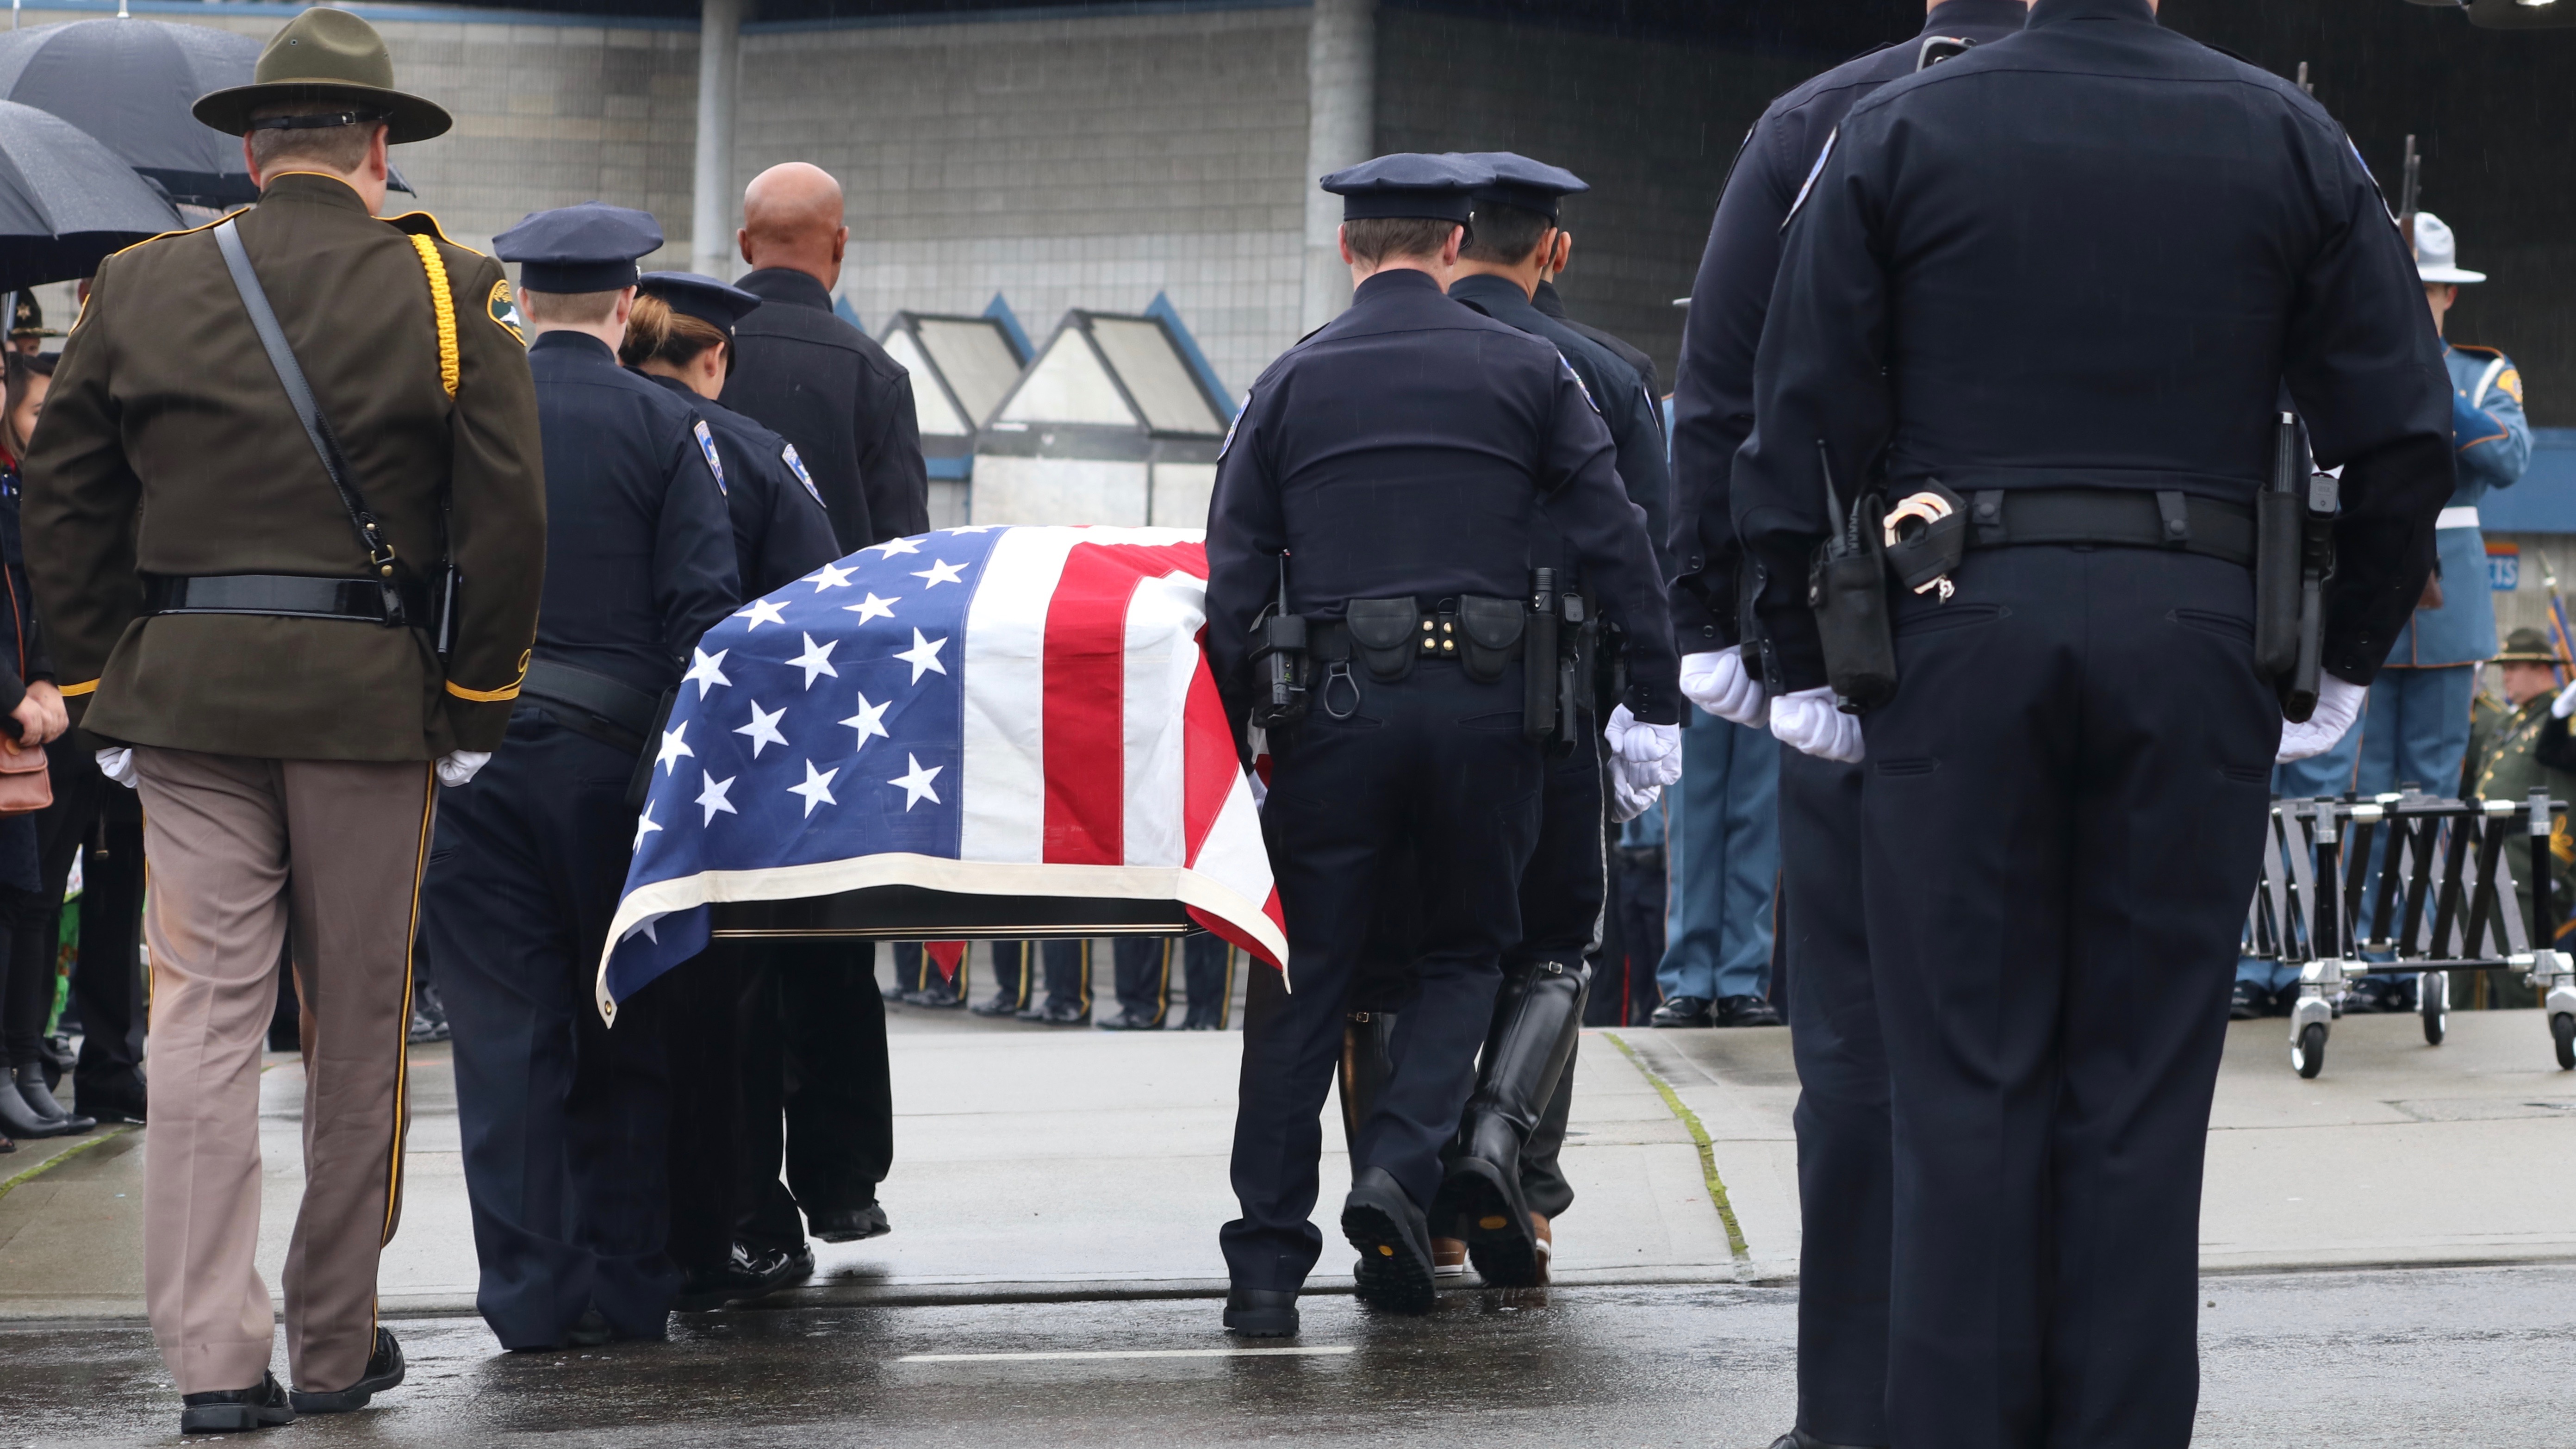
(486, 279, 525, 344)
(693, 420, 728, 495)
(1218, 393, 1252, 460)
(1784, 126, 1839, 230)
(780, 442, 823, 505)
(1558, 352, 1599, 414)
(2498, 368, 2524, 407)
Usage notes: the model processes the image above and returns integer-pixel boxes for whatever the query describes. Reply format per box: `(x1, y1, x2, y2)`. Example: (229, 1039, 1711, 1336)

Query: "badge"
(1784, 127, 1839, 230)
(487, 279, 525, 344)
(781, 442, 823, 506)
(694, 420, 727, 495)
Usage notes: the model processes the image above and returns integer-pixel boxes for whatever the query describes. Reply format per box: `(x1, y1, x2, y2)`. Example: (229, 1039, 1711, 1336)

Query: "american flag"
(596, 524, 1287, 1020)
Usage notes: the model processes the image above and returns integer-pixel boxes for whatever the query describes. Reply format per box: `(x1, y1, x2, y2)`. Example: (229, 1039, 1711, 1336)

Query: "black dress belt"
(144, 572, 422, 625)
(516, 659, 664, 755)
(1964, 488, 2256, 567)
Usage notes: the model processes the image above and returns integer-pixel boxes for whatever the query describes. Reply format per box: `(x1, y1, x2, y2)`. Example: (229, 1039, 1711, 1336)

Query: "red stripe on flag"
(1179, 623, 1238, 867)
(1042, 540, 1207, 865)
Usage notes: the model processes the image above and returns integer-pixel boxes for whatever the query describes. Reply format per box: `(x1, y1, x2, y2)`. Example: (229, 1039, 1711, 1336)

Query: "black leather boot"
(16, 1061, 94, 1133)
(1337, 1008, 1401, 1297)
(0, 1063, 76, 1139)
(1221, 1287, 1300, 1337)
(1342, 1167, 1437, 1313)
(1437, 957, 1587, 1288)
(179, 1372, 296, 1434)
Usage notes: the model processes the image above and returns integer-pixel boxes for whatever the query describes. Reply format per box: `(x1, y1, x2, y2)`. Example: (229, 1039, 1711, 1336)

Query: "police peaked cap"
(639, 271, 764, 334)
(1456, 152, 1590, 222)
(193, 8, 452, 145)
(1320, 152, 1490, 223)
(494, 203, 665, 294)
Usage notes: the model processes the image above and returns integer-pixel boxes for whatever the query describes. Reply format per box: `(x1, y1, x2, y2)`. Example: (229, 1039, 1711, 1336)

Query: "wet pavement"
(4, 1265, 2574, 1446)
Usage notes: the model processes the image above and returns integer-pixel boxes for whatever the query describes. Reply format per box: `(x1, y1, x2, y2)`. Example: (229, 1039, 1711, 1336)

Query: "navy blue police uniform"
(1431, 153, 1674, 1274)
(425, 205, 740, 1351)
(1731, 3, 2452, 1443)
(1670, 5, 2028, 1443)
(619, 270, 850, 1308)
(1204, 154, 1680, 1332)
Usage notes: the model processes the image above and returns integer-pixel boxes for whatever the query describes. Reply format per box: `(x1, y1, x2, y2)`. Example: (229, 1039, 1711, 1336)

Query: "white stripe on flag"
(958, 527, 1077, 863)
(1122, 569, 1206, 866)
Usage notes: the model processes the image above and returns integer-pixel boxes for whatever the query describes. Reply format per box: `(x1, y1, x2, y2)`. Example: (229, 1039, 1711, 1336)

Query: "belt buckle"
(1883, 492, 1957, 601)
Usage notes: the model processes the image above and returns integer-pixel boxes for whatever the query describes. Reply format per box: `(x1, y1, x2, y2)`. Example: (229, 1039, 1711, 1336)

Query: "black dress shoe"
(80, 1089, 147, 1125)
(1772, 1430, 1874, 1449)
(1650, 995, 1713, 1028)
(1096, 1010, 1163, 1031)
(674, 1241, 815, 1310)
(902, 985, 965, 1009)
(14, 1063, 94, 1133)
(1181, 1014, 1223, 1031)
(291, 1327, 405, 1413)
(566, 1307, 614, 1346)
(1714, 995, 1784, 1028)
(1342, 1166, 1437, 1314)
(180, 1371, 296, 1433)
(808, 1201, 891, 1243)
(1222, 1287, 1300, 1337)
(1020, 999, 1089, 1026)
(968, 992, 1023, 1018)
(2229, 980, 2272, 1020)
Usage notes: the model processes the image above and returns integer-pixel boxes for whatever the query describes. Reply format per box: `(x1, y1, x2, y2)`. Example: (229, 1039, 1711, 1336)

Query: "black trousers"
(990, 939, 1089, 1015)
(662, 940, 746, 1285)
(1863, 547, 2272, 1449)
(736, 939, 893, 1251)
(1222, 662, 1543, 1291)
(33, 741, 146, 1100)
(1780, 748, 1893, 1448)
(426, 714, 679, 1347)
(1180, 935, 1238, 1028)
(0, 881, 47, 1073)
(1111, 937, 1174, 1025)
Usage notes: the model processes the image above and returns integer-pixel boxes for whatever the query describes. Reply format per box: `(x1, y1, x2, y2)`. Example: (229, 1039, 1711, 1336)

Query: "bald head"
(739, 162, 849, 289)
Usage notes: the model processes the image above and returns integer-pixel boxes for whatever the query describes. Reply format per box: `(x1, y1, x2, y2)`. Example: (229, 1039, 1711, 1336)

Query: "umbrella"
(0, 18, 411, 210)
(0, 99, 180, 292)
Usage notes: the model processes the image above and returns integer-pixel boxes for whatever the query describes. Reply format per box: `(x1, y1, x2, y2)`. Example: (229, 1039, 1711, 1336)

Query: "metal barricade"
(2245, 790, 2576, 1078)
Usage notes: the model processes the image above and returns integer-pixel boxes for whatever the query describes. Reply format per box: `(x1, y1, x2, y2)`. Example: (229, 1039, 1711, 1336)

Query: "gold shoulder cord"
(407, 233, 459, 397)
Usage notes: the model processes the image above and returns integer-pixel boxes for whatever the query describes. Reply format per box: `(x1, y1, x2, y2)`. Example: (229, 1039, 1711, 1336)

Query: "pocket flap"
(1458, 596, 1526, 651)
(1344, 597, 1421, 651)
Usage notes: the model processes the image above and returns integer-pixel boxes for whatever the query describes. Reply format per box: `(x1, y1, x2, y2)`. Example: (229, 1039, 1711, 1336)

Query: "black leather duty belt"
(143, 572, 423, 625)
(1964, 488, 2255, 568)
(516, 659, 663, 756)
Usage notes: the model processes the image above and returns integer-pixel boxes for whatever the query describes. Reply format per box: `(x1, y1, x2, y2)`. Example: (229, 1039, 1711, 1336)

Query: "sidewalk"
(2, 995, 2571, 1321)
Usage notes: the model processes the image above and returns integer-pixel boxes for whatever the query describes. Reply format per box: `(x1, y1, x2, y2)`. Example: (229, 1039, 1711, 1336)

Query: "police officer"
(425, 203, 739, 1353)
(1205, 153, 1680, 1334)
(1732, 3, 2452, 1443)
(1109, 934, 1240, 1031)
(614, 268, 846, 1310)
(1428, 152, 1676, 1286)
(2461, 628, 2575, 1007)
(1670, 4, 2030, 1443)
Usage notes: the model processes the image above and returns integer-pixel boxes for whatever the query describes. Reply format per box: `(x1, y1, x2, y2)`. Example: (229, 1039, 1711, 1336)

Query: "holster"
(1810, 490, 1899, 713)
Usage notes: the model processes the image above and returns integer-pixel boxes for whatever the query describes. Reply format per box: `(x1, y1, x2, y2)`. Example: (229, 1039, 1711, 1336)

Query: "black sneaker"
(2229, 981, 2273, 1020)
(1714, 995, 1784, 1028)
(1650, 995, 1712, 1028)
(180, 1371, 296, 1434)
(673, 1241, 815, 1311)
(290, 1327, 405, 1413)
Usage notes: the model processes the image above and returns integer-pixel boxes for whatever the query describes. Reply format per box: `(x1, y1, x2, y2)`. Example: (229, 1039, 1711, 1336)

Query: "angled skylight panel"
(916, 317, 1025, 426)
(998, 326, 1139, 428)
(1088, 316, 1225, 437)
(882, 327, 972, 438)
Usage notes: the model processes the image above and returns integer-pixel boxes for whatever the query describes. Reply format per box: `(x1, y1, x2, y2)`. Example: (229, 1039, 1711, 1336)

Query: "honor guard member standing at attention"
(1669, 3, 2030, 1444)
(1428, 150, 1679, 1287)
(1732, 2, 2453, 1444)
(1204, 152, 1680, 1336)
(719, 161, 922, 1271)
(424, 203, 740, 1356)
(22, 8, 545, 1433)
(615, 269, 842, 1310)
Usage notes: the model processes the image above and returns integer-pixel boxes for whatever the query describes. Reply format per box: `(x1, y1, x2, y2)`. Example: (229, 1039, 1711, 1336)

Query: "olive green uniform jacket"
(2465, 691, 2576, 975)
(24, 171, 544, 760)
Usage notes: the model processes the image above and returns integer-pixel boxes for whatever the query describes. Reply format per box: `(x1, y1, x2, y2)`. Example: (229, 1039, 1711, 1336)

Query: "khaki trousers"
(133, 747, 435, 1395)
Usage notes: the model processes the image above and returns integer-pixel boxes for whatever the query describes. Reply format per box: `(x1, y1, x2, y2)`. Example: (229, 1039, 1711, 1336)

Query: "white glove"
(2276, 676, 2367, 764)
(1603, 704, 1684, 787)
(1610, 772, 1661, 823)
(436, 750, 492, 788)
(1678, 649, 1765, 728)
(2554, 678, 2576, 721)
(95, 746, 136, 789)
(1768, 686, 1865, 764)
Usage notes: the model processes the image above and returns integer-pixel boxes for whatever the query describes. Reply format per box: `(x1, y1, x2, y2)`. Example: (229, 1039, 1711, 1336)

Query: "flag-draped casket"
(597, 525, 1285, 1021)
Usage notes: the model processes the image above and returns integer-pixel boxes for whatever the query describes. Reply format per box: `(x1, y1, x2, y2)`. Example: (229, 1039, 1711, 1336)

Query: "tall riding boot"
(1439, 956, 1589, 1287)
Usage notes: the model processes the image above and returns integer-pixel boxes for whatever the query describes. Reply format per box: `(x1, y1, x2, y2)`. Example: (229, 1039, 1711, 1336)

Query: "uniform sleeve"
(1605, 366, 1676, 583)
(1201, 389, 1285, 730)
(1668, 112, 1799, 647)
(439, 254, 549, 750)
(2454, 354, 2532, 495)
(1731, 121, 1897, 694)
(20, 256, 141, 728)
(858, 367, 931, 545)
(2283, 132, 2454, 688)
(1534, 361, 1682, 724)
(653, 417, 744, 663)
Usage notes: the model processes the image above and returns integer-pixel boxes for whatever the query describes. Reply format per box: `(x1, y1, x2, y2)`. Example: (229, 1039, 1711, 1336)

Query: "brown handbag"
(0, 550, 52, 816)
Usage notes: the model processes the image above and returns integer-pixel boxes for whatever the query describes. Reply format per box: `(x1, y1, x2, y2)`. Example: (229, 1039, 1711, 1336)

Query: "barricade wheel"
(2293, 1022, 2327, 1079)
(2420, 971, 2447, 1047)
(2553, 1013, 2575, 1072)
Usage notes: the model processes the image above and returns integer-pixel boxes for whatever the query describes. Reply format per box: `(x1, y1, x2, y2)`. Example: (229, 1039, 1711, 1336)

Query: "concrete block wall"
(733, 4, 1311, 397)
